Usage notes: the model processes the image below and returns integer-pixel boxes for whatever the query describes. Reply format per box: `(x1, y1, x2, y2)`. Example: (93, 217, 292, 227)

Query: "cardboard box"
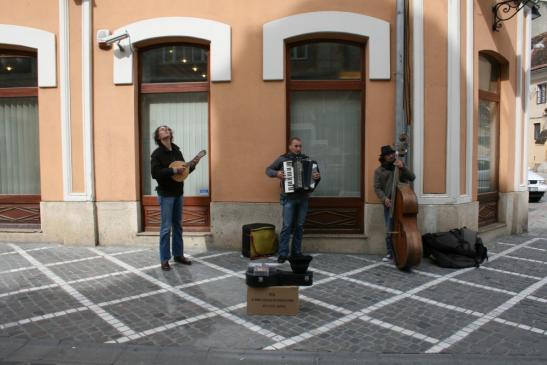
(247, 286, 299, 315)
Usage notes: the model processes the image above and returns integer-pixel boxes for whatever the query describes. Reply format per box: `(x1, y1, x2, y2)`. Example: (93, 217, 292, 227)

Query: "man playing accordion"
(266, 137, 321, 263)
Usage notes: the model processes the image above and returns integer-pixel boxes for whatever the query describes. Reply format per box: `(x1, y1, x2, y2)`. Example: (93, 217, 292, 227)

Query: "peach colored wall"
(92, 0, 398, 203)
(0, 0, 63, 201)
(69, 1, 84, 193)
(2, 0, 527, 205)
(423, 0, 448, 194)
(474, 0, 518, 197)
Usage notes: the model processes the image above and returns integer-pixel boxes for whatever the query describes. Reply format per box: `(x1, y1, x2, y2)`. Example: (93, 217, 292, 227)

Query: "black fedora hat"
(380, 145, 396, 156)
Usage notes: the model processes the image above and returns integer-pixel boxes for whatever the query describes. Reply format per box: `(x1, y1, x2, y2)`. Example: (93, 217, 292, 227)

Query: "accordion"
(282, 157, 319, 194)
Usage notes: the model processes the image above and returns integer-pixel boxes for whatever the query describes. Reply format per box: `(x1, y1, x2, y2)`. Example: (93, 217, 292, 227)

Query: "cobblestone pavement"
(1, 201, 547, 363)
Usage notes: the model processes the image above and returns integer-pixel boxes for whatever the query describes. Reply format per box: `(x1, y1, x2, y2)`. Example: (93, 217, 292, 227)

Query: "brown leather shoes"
(161, 261, 171, 271)
(173, 256, 192, 265)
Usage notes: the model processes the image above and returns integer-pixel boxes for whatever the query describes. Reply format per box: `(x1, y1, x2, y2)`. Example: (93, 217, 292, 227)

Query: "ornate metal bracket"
(492, 0, 540, 32)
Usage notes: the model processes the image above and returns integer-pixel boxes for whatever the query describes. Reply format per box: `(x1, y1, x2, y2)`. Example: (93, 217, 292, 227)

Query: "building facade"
(0, 0, 532, 252)
(530, 31, 547, 172)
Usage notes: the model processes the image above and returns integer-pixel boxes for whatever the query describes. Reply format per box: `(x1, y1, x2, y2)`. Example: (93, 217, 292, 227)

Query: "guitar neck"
(191, 150, 207, 163)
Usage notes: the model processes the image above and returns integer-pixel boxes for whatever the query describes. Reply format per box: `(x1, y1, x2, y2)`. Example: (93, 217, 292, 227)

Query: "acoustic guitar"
(169, 149, 207, 182)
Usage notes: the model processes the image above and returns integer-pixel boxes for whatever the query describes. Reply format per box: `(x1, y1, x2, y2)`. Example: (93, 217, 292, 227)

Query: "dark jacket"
(374, 161, 415, 202)
(151, 143, 195, 197)
(266, 152, 320, 198)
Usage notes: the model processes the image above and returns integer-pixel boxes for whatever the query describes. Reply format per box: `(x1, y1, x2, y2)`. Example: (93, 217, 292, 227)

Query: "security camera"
(103, 31, 129, 45)
(97, 30, 129, 50)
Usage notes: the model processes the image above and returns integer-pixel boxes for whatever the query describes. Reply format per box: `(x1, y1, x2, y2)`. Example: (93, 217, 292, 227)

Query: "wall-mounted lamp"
(97, 29, 130, 51)
(493, 0, 541, 31)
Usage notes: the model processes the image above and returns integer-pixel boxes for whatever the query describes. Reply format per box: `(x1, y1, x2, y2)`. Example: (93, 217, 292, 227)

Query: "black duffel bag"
(422, 227, 488, 268)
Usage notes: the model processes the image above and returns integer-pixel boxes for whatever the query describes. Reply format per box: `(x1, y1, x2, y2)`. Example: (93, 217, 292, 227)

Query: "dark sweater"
(266, 152, 320, 198)
(373, 161, 415, 202)
(151, 143, 195, 197)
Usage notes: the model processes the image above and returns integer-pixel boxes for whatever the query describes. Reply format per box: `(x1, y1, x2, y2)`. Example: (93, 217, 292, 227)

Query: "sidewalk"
(1, 199, 546, 364)
(1, 337, 546, 364)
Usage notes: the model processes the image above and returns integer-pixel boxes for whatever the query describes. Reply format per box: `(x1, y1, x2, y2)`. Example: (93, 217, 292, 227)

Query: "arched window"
(287, 40, 364, 233)
(140, 44, 210, 231)
(0, 51, 40, 228)
(477, 53, 501, 227)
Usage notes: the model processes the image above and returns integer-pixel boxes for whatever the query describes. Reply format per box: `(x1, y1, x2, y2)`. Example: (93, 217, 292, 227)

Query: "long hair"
(153, 125, 173, 146)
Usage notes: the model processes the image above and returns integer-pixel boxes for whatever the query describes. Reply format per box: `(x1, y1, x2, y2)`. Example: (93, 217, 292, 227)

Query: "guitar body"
(169, 149, 206, 182)
(392, 182, 422, 270)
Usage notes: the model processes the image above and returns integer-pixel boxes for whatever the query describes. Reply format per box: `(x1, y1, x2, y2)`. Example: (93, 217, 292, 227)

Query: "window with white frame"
(140, 43, 210, 232)
(0, 52, 40, 195)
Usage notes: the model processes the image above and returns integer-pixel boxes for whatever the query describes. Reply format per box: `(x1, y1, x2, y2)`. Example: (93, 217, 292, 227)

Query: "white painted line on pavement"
(0, 266, 37, 275)
(426, 275, 547, 353)
(299, 295, 352, 315)
(0, 246, 59, 257)
(190, 251, 233, 260)
(263, 237, 544, 351)
(413, 265, 546, 300)
(109, 248, 152, 256)
(95, 274, 233, 307)
(89, 247, 285, 344)
(191, 256, 245, 278)
(359, 314, 439, 344)
(502, 255, 547, 265)
(498, 242, 547, 253)
(492, 317, 547, 335)
(0, 306, 89, 330)
(44, 255, 102, 267)
(0, 283, 59, 299)
(9, 244, 138, 338)
(481, 266, 542, 280)
(0, 251, 17, 257)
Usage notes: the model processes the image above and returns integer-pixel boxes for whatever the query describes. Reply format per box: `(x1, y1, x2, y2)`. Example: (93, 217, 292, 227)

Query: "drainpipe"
(82, 0, 98, 245)
(395, 0, 409, 164)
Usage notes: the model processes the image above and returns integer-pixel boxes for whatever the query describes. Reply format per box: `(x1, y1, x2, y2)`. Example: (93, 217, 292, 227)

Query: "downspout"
(82, 0, 98, 245)
(395, 0, 411, 164)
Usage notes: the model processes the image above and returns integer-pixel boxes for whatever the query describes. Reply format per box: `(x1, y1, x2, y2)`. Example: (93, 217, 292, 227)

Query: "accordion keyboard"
(283, 160, 295, 193)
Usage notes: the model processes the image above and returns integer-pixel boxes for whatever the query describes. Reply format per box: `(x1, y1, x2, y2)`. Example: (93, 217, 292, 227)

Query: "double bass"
(389, 150, 422, 270)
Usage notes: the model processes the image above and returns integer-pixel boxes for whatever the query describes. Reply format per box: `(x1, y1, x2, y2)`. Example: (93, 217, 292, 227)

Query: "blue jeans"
(157, 195, 184, 262)
(278, 195, 309, 257)
(383, 205, 394, 257)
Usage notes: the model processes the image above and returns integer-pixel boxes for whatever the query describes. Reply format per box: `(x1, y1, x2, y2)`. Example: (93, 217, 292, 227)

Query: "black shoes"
(174, 256, 192, 265)
(161, 256, 191, 270)
(277, 256, 288, 263)
(161, 261, 171, 271)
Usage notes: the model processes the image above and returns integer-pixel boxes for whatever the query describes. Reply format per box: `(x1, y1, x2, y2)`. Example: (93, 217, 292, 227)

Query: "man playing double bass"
(374, 145, 416, 263)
